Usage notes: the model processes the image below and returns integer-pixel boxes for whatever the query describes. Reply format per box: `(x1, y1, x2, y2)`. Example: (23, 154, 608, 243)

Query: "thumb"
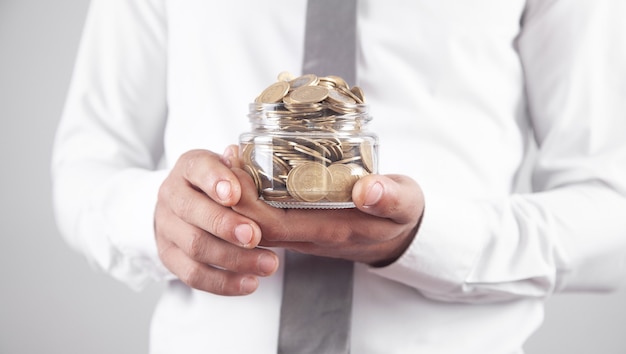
(352, 174, 424, 225)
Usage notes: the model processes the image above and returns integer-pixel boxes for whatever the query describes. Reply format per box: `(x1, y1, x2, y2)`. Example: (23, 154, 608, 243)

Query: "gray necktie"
(277, 1, 357, 353)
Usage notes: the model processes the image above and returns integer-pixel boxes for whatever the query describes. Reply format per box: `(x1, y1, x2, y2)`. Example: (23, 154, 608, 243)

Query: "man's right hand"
(154, 148, 279, 296)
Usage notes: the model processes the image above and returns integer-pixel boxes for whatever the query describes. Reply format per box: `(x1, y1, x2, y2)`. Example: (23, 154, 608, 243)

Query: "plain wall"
(0, 1, 624, 353)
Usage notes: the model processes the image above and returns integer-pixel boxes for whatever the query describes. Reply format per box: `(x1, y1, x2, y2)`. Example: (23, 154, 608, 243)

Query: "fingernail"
(364, 182, 383, 207)
(257, 254, 278, 275)
(221, 147, 234, 168)
(240, 276, 258, 294)
(234, 224, 253, 246)
(216, 180, 232, 202)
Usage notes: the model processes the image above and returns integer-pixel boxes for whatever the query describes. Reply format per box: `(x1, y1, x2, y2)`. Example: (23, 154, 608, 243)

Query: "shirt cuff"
(77, 168, 176, 290)
(369, 193, 488, 300)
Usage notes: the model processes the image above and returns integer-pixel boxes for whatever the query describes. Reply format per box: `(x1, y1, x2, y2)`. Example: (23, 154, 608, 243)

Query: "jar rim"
(249, 102, 369, 109)
(248, 102, 371, 120)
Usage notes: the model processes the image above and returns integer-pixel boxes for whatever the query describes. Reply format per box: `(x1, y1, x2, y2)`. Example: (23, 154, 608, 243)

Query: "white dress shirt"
(52, 0, 626, 353)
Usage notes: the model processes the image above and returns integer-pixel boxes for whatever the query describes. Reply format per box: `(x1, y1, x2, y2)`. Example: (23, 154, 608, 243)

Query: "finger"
(230, 167, 292, 237)
(257, 208, 402, 247)
(156, 237, 260, 296)
(159, 213, 279, 276)
(158, 174, 262, 248)
(221, 144, 242, 169)
(352, 174, 425, 225)
(177, 149, 242, 206)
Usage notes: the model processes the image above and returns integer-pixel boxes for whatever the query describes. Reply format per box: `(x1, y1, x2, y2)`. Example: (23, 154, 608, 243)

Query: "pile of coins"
(254, 72, 366, 112)
(241, 72, 377, 208)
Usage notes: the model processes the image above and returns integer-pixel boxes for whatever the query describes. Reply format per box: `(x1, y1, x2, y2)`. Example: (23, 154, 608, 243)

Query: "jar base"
(263, 200, 356, 209)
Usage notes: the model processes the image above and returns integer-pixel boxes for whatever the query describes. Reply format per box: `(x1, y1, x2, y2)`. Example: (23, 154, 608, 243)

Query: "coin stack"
(240, 72, 378, 208)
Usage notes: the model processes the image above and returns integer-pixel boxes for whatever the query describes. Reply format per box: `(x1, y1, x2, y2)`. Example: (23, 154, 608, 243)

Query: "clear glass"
(240, 102, 378, 208)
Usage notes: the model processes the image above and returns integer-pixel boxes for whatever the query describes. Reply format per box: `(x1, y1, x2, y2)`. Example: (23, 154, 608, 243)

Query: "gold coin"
(293, 145, 332, 164)
(258, 169, 287, 186)
(318, 75, 349, 90)
(326, 87, 357, 105)
(284, 102, 324, 113)
(262, 188, 291, 201)
(272, 137, 292, 146)
(289, 85, 329, 104)
(282, 94, 295, 104)
(325, 142, 344, 161)
(292, 136, 332, 158)
(243, 164, 263, 196)
(360, 140, 375, 173)
(272, 155, 291, 176)
(250, 148, 274, 176)
(346, 163, 368, 177)
(241, 142, 255, 166)
(329, 103, 357, 114)
(327, 164, 360, 202)
(341, 86, 363, 104)
(257, 81, 290, 103)
(334, 156, 362, 164)
(286, 162, 330, 202)
(289, 74, 319, 89)
(254, 152, 290, 186)
(277, 71, 295, 82)
(350, 86, 366, 103)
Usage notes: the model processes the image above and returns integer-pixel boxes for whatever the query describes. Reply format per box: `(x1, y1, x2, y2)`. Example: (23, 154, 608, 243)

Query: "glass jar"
(239, 102, 378, 209)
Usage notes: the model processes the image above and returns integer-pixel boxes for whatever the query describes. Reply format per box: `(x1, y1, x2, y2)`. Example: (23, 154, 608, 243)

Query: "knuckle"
(183, 152, 198, 177)
(186, 231, 207, 260)
(157, 177, 193, 218)
(330, 223, 353, 243)
(204, 271, 230, 295)
(171, 192, 195, 219)
(208, 241, 240, 271)
(181, 149, 211, 179)
(178, 260, 234, 296)
(206, 210, 233, 240)
(157, 178, 173, 204)
(223, 249, 243, 270)
(180, 263, 204, 288)
(180, 149, 201, 164)
(262, 215, 290, 242)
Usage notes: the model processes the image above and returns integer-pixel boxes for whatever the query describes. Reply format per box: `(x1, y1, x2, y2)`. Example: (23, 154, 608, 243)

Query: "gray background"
(1, 0, 624, 353)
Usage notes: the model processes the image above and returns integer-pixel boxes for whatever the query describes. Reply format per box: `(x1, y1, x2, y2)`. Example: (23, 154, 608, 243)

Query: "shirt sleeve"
(51, 0, 174, 290)
(370, 0, 626, 303)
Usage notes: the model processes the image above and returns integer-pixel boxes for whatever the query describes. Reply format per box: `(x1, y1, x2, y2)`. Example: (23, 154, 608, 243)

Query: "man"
(52, 0, 626, 352)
